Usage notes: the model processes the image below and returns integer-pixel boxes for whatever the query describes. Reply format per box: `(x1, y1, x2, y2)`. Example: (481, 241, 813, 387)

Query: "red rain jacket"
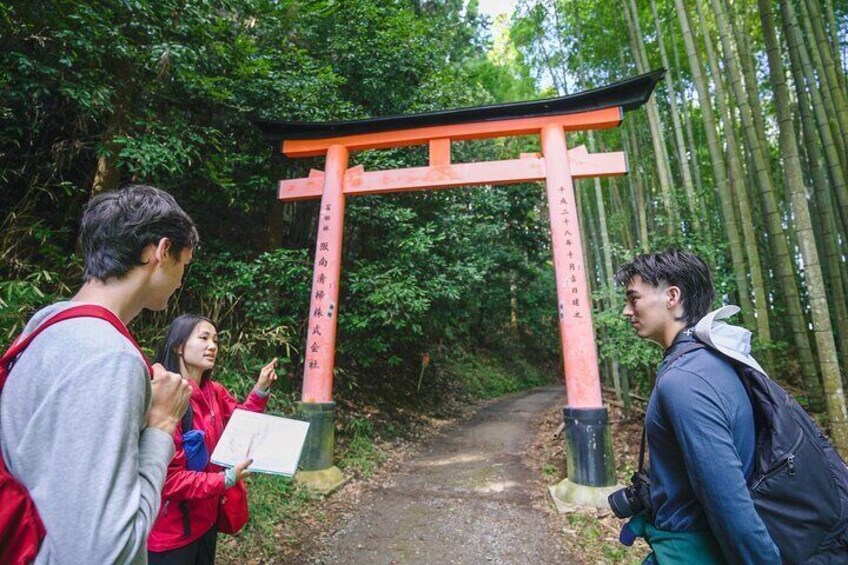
(147, 379, 268, 552)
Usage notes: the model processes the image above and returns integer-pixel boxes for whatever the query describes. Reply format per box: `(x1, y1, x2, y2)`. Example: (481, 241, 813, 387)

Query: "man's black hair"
(155, 314, 217, 382)
(614, 249, 715, 326)
(80, 184, 199, 281)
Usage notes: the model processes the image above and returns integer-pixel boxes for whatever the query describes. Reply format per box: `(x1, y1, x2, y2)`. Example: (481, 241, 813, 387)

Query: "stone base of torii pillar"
(294, 401, 346, 494)
(548, 407, 623, 511)
(549, 479, 623, 512)
(295, 467, 347, 495)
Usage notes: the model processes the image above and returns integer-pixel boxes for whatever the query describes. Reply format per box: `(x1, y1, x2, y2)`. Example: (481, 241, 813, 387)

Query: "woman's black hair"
(155, 314, 217, 381)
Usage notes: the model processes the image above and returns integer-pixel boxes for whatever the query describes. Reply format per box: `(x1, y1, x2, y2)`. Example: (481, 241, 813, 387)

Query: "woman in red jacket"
(147, 314, 278, 564)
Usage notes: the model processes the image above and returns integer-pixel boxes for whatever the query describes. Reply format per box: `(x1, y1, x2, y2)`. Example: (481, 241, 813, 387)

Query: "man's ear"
(666, 285, 683, 309)
(153, 237, 173, 264)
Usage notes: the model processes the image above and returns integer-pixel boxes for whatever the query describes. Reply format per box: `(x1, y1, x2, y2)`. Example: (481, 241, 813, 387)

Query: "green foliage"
(1, 0, 561, 385)
(441, 347, 553, 400)
(565, 512, 643, 564)
(221, 473, 316, 560)
(0, 270, 72, 345)
(337, 416, 385, 477)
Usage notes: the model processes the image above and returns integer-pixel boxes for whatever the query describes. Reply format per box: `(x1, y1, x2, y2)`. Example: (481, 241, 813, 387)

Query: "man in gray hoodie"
(0, 185, 196, 563)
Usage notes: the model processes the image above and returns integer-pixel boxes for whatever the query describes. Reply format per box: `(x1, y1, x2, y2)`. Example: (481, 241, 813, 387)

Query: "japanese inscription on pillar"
(542, 124, 603, 408)
(301, 144, 349, 403)
(306, 203, 336, 377)
(552, 184, 587, 323)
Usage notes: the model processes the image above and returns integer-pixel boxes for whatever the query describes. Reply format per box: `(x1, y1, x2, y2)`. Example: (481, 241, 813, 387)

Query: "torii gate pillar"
(257, 70, 663, 499)
(541, 124, 617, 500)
(295, 144, 348, 475)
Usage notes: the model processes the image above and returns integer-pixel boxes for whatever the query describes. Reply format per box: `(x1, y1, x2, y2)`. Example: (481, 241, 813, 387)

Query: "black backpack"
(665, 341, 848, 563)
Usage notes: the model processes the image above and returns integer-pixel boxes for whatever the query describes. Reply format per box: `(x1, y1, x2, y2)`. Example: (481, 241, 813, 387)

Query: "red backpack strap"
(0, 305, 153, 390)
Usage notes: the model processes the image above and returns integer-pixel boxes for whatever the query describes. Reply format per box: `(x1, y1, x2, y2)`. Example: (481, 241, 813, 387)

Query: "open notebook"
(210, 409, 310, 477)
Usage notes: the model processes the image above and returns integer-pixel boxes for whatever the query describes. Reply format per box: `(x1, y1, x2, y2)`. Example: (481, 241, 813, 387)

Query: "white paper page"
(210, 409, 310, 477)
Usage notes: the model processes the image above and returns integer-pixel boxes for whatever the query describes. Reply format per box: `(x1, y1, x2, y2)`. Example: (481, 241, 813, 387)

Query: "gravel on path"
(313, 385, 577, 565)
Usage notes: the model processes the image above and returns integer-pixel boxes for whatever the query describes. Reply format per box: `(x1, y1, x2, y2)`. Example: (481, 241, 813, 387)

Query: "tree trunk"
(786, 1, 848, 378)
(91, 151, 121, 196)
(711, 0, 824, 410)
(694, 0, 768, 344)
(670, 31, 706, 205)
(590, 131, 623, 400)
(794, 0, 847, 167)
(649, 0, 701, 234)
(91, 83, 134, 196)
(800, 0, 848, 164)
(781, 0, 848, 245)
(821, 0, 846, 92)
(626, 124, 650, 252)
(760, 0, 848, 455)
(617, 44, 650, 252)
(673, 0, 754, 338)
(622, 0, 679, 235)
(610, 174, 635, 251)
(531, 2, 568, 97)
(725, 0, 771, 163)
(264, 199, 287, 251)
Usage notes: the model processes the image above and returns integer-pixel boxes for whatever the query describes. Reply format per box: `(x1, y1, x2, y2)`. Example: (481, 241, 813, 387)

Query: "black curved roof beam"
(254, 69, 665, 144)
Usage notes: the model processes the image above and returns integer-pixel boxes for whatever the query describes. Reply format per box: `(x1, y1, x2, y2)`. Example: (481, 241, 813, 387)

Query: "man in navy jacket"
(614, 250, 780, 564)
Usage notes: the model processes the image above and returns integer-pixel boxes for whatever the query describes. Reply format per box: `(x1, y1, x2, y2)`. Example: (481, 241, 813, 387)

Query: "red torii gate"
(257, 71, 662, 498)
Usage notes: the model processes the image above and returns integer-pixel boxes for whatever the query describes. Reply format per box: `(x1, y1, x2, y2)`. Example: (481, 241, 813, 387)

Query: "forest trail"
(313, 386, 576, 564)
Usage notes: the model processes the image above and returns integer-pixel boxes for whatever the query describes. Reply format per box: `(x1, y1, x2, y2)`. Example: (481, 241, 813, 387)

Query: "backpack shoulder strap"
(178, 404, 194, 538)
(659, 340, 708, 379)
(180, 403, 193, 433)
(0, 304, 153, 390)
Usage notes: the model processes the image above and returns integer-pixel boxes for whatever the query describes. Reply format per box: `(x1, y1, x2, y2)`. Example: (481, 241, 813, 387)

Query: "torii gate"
(257, 70, 662, 499)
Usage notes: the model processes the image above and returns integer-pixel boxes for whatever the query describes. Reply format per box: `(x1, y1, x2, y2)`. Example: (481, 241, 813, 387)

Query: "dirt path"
(312, 386, 575, 564)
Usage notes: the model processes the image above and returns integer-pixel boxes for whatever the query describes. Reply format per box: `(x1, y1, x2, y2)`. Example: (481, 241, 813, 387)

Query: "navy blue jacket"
(646, 329, 781, 563)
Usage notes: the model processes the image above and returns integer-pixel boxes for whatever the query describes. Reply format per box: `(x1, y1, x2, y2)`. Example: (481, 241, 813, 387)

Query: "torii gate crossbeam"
(256, 70, 663, 498)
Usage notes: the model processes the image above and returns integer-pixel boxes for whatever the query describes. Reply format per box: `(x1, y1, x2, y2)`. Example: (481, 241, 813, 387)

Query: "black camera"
(608, 470, 652, 519)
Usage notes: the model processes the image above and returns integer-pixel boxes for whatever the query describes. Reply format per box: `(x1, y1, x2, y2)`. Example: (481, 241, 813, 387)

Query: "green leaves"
(1, 0, 562, 397)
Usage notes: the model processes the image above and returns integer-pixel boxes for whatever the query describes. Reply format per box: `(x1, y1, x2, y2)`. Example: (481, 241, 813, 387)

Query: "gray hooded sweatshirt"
(0, 302, 174, 564)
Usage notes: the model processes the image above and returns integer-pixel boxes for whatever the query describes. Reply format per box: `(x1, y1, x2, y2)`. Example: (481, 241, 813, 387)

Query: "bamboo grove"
(511, 0, 848, 455)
